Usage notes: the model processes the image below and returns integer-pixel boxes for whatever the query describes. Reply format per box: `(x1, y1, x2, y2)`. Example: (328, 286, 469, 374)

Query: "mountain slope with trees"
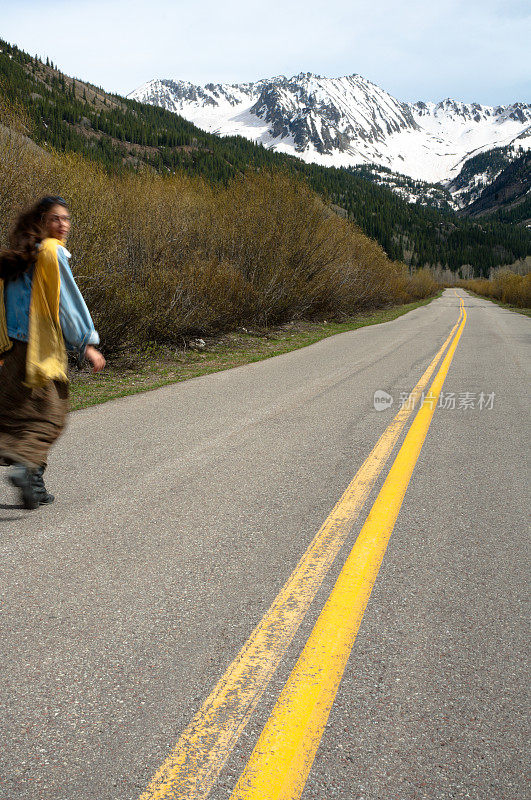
(463, 151, 530, 220)
(0, 38, 529, 276)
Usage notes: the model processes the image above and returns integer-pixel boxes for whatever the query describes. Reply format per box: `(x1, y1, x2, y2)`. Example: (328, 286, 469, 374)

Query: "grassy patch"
(70, 293, 442, 411)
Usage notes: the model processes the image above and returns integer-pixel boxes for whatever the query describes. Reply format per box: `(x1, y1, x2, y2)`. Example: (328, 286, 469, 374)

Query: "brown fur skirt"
(0, 340, 69, 468)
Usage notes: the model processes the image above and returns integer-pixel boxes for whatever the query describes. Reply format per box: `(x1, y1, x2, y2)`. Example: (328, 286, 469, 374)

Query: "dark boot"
(7, 464, 40, 510)
(33, 465, 55, 505)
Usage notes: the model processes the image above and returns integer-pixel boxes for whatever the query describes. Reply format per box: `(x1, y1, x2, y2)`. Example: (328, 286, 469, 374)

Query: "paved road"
(0, 289, 529, 800)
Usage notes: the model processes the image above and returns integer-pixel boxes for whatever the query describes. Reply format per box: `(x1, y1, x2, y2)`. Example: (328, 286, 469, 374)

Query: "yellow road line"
(231, 299, 466, 800)
(139, 300, 463, 800)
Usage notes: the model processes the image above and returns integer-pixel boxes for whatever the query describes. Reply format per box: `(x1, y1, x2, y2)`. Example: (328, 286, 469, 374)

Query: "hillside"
(0, 38, 529, 275)
(447, 145, 530, 209)
(463, 152, 530, 221)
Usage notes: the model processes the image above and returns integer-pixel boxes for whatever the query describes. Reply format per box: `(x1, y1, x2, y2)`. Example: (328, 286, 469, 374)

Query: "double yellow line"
(139, 294, 466, 800)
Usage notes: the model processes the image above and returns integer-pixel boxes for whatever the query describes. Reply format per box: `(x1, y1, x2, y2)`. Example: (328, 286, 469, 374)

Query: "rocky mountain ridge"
(129, 73, 531, 196)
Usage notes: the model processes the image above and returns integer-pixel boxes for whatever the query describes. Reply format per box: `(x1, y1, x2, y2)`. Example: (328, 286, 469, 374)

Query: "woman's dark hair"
(0, 196, 68, 281)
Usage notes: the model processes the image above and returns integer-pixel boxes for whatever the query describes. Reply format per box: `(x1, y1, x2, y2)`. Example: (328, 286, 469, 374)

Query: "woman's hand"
(85, 345, 106, 373)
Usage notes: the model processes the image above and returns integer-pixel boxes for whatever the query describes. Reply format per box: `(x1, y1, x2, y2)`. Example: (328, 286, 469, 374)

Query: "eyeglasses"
(47, 214, 71, 224)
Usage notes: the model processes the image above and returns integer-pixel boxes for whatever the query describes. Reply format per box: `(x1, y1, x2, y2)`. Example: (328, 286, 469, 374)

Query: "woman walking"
(0, 196, 105, 509)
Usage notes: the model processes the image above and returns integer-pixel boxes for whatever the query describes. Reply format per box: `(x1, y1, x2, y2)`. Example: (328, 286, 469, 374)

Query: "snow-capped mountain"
(128, 73, 531, 189)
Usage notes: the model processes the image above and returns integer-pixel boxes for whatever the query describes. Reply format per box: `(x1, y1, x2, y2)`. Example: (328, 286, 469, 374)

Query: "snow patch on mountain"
(128, 73, 531, 186)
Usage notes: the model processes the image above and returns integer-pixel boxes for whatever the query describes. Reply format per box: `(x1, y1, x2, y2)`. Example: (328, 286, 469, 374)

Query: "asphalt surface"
(0, 289, 529, 800)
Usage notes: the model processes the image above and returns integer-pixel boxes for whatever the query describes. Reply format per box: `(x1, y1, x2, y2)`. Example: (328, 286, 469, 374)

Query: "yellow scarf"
(0, 237, 68, 387)
(26, 237, 68, 387)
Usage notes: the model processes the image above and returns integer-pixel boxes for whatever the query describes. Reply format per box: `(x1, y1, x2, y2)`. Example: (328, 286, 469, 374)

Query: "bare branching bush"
(0, 98, 440, 351)
(0, 94, 56, 243)
(405, 268, 440, 300)
(459, 269, 530, 307)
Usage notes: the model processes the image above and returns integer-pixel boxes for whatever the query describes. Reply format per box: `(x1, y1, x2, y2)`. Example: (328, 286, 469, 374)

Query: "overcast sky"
(2, 0, 530, 105)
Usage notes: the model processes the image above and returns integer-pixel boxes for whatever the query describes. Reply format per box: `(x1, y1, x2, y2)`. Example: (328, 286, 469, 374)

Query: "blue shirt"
(4, 244, 100, 355)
